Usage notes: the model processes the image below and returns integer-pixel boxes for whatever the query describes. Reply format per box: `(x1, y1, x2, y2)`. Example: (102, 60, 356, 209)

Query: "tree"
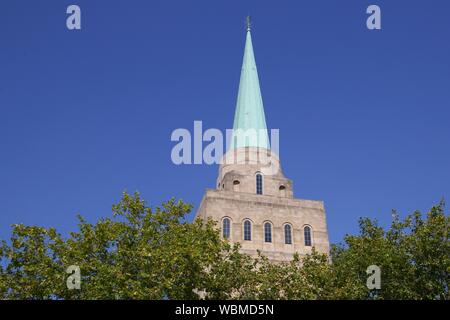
(0, 192, 234, 299)
(0, 193, 448, 300)
(331, 202, 449, 299)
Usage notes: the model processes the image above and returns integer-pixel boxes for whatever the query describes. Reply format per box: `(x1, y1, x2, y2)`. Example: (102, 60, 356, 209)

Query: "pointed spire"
(230, 20, 270, 150)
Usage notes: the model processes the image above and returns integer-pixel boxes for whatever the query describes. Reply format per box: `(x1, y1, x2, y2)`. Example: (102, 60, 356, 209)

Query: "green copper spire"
(230, 20, 270, 150)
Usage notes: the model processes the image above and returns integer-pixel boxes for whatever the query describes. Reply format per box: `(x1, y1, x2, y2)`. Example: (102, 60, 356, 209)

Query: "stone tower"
(195, 22, 330, 262)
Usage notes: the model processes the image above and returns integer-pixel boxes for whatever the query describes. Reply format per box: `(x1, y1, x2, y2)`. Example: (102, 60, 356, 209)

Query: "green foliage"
(0, 192, 448, 300)
(331, 202, 449, 299)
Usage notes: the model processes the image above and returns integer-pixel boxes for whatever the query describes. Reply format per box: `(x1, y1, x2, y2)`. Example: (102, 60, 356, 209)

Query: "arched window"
(284, 224, 292, 244)
(222, 218, 230, 239)
(256, 173, 263, 195)
(304, 226, 312, 246)
(244, 220, 252, 241)
(233, 180, 240, 192)
(279, 185, 286, 197)
(264, 222, 272, 243)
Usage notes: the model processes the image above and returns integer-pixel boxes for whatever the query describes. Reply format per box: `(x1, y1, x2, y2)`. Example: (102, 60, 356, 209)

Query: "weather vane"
(246, 16, 251, 31)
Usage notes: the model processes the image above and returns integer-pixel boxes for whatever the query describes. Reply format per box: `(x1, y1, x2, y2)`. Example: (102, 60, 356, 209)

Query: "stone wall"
(196, 189, 330, 262)
(196, 147, 330, 262)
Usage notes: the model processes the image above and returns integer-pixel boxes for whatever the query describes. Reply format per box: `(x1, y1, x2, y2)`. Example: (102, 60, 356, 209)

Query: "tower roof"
(230, 24, 270, 150)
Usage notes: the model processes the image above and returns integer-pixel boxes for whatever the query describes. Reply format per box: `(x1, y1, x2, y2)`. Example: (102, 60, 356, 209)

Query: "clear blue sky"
(0, 0, 449, 244)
